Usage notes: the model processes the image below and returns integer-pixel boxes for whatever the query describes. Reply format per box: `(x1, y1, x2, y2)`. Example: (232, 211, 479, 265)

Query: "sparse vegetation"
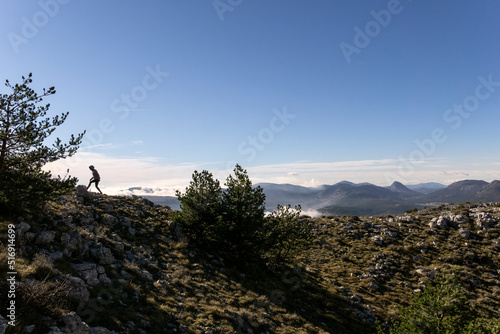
(262, 204, 311, 266)
(175, 164, 312, 267)
(15, 278, 72, 331)
(1, 188, 499, 333)
(378, 273, 500, 334)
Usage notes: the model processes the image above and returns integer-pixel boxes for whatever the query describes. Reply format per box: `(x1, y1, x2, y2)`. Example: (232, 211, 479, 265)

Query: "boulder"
(371, 235, 383, 245)
(101, 214, 118, 227)
(475, 212, 496, 229)
(450, 214, 470, 226)
(429, 216, 449, 229)
(17, 222, 31, 234)
(61, 312, 91, 334)
(459, 228, 471, 239)
(66, 276, 90, 303)
(90, 247, 115, 265)
(76, 185, 93, 203)
(36, 231, 56, 245)
(61, 231, 84, 257)
(50, 251, 64, 261)
(72, 263, 100, 286)
(24, 232, 36, 242)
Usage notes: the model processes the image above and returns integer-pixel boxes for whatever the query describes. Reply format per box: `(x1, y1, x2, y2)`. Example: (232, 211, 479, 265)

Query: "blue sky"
(2, 1, 500, 194)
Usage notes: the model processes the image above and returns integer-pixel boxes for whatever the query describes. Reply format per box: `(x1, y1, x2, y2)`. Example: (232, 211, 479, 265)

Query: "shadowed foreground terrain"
(1, 187, 499, 333)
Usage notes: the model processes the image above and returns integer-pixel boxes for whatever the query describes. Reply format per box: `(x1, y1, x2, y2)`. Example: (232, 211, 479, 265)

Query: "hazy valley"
(131, 179, 500, 216)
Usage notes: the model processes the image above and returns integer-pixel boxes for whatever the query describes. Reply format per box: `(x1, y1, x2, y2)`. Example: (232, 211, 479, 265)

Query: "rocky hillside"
(1, 187, 499, 333)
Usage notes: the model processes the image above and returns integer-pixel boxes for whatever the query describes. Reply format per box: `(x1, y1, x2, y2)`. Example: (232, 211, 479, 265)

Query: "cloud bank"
(44, 152, 500, 196)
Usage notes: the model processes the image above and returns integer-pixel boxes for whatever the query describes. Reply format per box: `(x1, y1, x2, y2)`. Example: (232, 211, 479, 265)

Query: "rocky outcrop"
(7, 187, 176, 334)
(3, 187, 499, 333)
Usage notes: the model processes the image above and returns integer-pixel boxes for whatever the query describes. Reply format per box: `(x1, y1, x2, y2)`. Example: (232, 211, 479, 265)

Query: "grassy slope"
(1, 192, 499, 333)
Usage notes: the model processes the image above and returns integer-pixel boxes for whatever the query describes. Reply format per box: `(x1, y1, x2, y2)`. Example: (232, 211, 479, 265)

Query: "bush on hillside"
(218, 164, 267, 262)
(262, 204, 311, 266)
(380, 273, 500, 334)
(175, 165, 312, 266)
(174, 170, 223, 246)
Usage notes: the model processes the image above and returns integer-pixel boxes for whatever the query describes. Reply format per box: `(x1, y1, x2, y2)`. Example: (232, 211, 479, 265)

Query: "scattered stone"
(24, 232, 36, 242)
(101, 214, 118, 226)
(17, 222, 31, 234)
(475, 212, 497, 229)
(72, 263, 100, 286)
(429, 216, 448, 229)
(139, 270, 154, 281)
(61, 312, 91, 334)
(121, 218, 132, 227)
(90, 247, 115, 264)
(61, 231, 85, 257)
(459, 228, 471, 239)
(50, 251, 64, 261)
(76, 185, 93, 203)
(36, 231, 55, 245)
(23, 324, 36, 333)
(371, 236, 383, 245)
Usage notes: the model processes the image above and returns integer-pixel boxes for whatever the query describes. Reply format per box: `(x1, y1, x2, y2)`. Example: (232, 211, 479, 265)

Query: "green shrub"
(379, 273, 499, 334)
(175, 165, 311, 267)
(218, 164, 266, 262)
(174, 169, 222, 246)
(262, 204, 311, 266)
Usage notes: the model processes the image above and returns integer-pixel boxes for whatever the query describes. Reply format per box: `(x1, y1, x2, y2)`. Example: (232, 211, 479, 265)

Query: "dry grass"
(3, 192, 499, 333)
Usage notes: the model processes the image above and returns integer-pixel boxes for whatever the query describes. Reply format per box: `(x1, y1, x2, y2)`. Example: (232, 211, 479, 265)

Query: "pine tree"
(0, 73, 85, 213)
(219, 164, 266, 262)
(175, 170, 223, 245)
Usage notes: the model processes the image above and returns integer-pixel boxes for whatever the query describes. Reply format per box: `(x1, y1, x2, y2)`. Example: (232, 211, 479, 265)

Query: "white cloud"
(44, 151, 199, 194)
(44, 154, 500, 195)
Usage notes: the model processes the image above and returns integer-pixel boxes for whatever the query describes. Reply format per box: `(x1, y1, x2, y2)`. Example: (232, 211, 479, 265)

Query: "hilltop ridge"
(1, 186, 499, 333)
(129, 179, 500, 216)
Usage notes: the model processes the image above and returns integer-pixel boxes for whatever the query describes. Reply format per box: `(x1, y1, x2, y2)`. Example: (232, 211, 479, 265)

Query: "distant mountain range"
(122, 180, 500, 216)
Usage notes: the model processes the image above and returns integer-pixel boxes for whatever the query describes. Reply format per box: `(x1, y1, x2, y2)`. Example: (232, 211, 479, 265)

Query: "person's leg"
(95, 180, 102, 194)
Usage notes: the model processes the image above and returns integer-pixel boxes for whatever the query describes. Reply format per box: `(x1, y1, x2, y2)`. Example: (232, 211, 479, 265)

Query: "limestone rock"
(61, 312, 91, 334)
(66, 276, 90, 303)
(76, 185, 93, 203)
(36, 231, 56, 245)
(72, 263, 100, 286)
(429, 216, 448, 229)
(459, 228, 471, 239)
(475, 212, 496, 229)
(90, 247, 115, 265)
(17, 222, 31, 234)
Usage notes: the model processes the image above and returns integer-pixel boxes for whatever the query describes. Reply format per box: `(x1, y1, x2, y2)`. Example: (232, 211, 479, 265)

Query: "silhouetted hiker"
(87, 165, 103, 194)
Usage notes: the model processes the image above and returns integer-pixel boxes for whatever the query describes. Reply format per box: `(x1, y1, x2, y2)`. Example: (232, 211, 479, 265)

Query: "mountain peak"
(389, 181, 406, 190)
(387, 181, 418, 197)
